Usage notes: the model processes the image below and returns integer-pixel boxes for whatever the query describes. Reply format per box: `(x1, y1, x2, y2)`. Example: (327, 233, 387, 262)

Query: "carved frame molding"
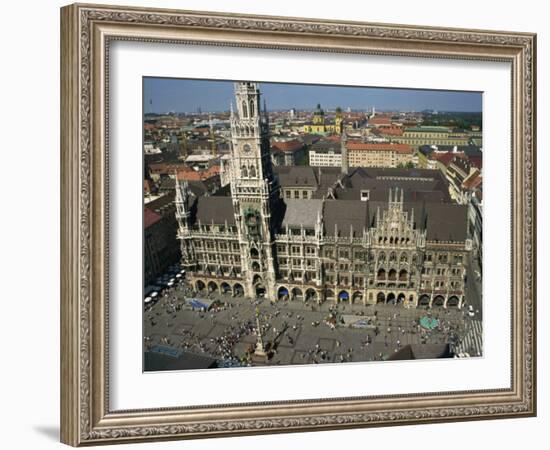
(61, 3, 536, 446)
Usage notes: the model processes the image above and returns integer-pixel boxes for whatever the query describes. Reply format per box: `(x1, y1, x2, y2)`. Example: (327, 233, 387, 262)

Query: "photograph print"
(142, 78, 483, 372)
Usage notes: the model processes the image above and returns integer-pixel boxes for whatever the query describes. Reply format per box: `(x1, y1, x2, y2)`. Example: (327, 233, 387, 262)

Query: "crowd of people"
(144, 277, 477, 367)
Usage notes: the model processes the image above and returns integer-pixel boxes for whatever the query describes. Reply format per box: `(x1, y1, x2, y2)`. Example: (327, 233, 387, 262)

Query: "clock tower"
(229, 82, 279, 300)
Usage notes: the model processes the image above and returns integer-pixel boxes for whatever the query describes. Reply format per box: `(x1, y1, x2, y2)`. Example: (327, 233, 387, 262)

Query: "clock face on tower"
(244, 208, 261, 239)
(243, 144, 251, 153)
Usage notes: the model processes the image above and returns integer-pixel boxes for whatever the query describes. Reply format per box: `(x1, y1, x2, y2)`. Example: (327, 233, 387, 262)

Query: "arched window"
(242, 101, 248, 118)
(241, 165, 248, 177)
(249, 165, 256, 178)
(249, 99, 255, 117)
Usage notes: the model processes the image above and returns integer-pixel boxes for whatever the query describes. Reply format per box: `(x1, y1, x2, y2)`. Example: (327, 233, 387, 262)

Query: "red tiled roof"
(271, 139, 303, 152)
(344, 113, 365, 120)
(431, 151, 464, 167)
(346, 141, 412, 154)
(149, 162, 186, 174)
(144, 207, 162, 228)
(369, 116, 392, 125)
(176, 165, 220, 181)
(378, 125, 404, 136)
(324, 135, 341, 142)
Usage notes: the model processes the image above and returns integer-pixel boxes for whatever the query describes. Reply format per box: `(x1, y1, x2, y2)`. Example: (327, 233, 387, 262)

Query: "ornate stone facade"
(176, 82, 472, 308)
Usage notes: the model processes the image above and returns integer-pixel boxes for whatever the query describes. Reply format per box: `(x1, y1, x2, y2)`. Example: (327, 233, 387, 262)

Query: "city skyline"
(144, 77, 483, 115)
(143, 81, 483, 371)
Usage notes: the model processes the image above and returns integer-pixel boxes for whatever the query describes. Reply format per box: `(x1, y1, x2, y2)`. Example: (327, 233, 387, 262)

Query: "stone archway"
(418, 294, 431, 306)
(433, 295, 445, 307)
(277, 286, 289, 301)
(326, 289, 335, 301)
(291, 287, 303, 301)
(352, 291, 363, 304)
(252, 275, 264, 297)
(397, 292, 406, 304)
(220, 282, 231, 295)
(376, 292, 386, 304)
(447, 296, 460, 308)
(207, 281, 218, 293)
(387, 292, 396, 304)
(233, 283, 244, 297)
(255, 284, 266, 297)
(196, 280, 206, 292)
(305, 288, 317, 302)
(338, 290, 350, 302)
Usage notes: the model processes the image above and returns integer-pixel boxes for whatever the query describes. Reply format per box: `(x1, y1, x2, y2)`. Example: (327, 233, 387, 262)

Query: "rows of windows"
(196, 254, 241, 264)
(277, 258, 317, 268)
(193, 225, 239, 233)
(420, 280, 462, 290)
(282, 189, 313, 200)
(425, 252, 463, 264)
(194, 241, 240, 252)
(376, 251, 418, 264)
(421, 266, 464, 276)
(192, 242, 465, 268)
(196, 264, 241, 276)
(322, 247, 368, 260)
(277, 245, 318, 255)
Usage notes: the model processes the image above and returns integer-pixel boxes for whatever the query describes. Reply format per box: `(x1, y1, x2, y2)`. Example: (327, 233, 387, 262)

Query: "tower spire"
(341, 129, 348, 175)
(209, 114, 216, 157)
(229, 82, 279, 301)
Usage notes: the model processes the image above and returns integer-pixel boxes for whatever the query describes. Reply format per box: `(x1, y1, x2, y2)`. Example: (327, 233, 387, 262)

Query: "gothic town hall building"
(175, 82, 473, 309)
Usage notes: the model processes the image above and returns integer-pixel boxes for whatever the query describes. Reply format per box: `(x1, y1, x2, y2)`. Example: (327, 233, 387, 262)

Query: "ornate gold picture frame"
(60, 3, 536, 446)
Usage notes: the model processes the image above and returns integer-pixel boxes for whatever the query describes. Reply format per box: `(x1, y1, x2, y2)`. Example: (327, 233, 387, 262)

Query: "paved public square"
(144, 279, 483, 369)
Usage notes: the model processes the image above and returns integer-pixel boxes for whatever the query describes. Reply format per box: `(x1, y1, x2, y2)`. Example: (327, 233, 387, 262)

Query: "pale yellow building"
(346, 142, 414, 168)
(394, 126, 472, 148)
(302, 104, 343, 135)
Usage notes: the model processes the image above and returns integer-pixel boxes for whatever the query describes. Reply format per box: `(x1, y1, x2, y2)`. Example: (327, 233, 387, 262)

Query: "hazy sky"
(143, 77, 482, 114)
